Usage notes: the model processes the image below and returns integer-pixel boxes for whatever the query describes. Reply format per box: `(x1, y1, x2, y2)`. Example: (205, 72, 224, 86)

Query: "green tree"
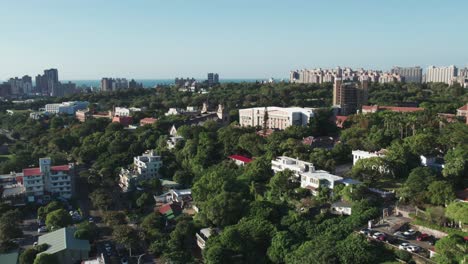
(89, 188, 113, 210)
(136, 193, 152, 208)
(434, 235, 466, 264)
(19, 248, 38, 264)
(45, 209, 72, 230)
(445, 202, 468, 227)
(112, 225, 140, 251)
(267, 170, 297, 202)
(336, 233, 378, 264)
(399, 167, 436, 205)
(427, 181, 456, 206)
(443, 146, 468, 184)
(0, 209, 23, 248)
(33, 253, 58, 264)
(267, 231, 294, 264)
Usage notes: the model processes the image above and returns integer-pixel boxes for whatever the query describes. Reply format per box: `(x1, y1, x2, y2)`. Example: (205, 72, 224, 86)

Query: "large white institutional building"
(238, 107, 316, 130)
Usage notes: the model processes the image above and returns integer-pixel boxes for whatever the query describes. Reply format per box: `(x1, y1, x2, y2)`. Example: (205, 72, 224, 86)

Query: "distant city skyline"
(0, 0, 467, 80)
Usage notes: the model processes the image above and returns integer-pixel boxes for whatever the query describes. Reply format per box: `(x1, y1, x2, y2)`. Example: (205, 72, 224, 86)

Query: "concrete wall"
(410, 224, 448, 239)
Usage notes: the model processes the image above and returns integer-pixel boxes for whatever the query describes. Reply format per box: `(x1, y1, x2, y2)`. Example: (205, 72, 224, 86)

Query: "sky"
(0, 0, 467, 80)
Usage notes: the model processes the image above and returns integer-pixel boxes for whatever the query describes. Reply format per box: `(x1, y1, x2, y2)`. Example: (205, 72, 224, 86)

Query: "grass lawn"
(375, 177, 406, 191)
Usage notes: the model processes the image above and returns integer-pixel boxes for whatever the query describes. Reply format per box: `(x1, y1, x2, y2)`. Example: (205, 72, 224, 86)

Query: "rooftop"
(0, 250, 19, 264)
(38, 227, 90, 255)
(229, 155, 253, 163)
(23, 164, 70, 176)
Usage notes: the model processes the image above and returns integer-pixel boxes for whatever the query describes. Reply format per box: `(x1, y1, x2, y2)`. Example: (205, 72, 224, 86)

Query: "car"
(417, 233, 429, 241)
(393, 231, 405, 238)
(372, 232, 385, 239)
(406, 245, 420, 252)
(88, 217, 94, 223)
(37, 226, 47, 233)
(69, 210, 74, 216)
(359, 228, 371, 235)
(376, 234, 387, 241)
(33, 242, 38, 247)
(121, 257, 128, 264)
(403, 229, 416, 237)
(105, 243, 112, 252)
(398, 242, 409, 250)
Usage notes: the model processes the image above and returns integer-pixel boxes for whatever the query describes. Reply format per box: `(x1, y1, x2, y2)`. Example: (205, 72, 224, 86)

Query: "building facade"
(425, 65, 458, 84)
(333, 78, 369, 115)
(45, 101, 89, 115)
(239, 107, 316, 130)
(207, 73, 219, 86)
(21, 158, 74, 201)
(391, 66, 422, 83)
(119, 150, 163, 192)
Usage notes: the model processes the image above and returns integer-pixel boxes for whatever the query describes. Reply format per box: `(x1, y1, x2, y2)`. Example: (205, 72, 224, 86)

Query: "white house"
(45, 101, 89, 115)
(271, 156, 314, 178)
(331, 201, 353, 215)
(352, 150, 386, 165)
(271, 156, 358, 196)
(239, 106, 317, 130)
(118, 150, 163, 192)
(196, 228, 221, 250)
(114, 107, 141, 117)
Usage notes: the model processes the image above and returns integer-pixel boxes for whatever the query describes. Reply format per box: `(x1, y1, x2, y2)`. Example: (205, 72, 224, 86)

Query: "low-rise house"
(352, 150, 386, 165)
(38, 227, 90, 264)
(196, 228, 221, 250)
(335, 115, 348, 128)
(331, 201, 353, 215)
(118, 150, 162, 192)
(140, 117, 157, 126)
(112, 116, 133, 126)
(228, 155, 253, 166)
(420, 155, 445, 170)
(167, 136, 184, 149)
(20, 158, 75, 202)
(300, 169, 344, 195)
(361, 105, 424, 114)
(158, 202, 182, 221)
(302, 136, 335, 149)
(456, 104, 468, 117)
(114, 106, 141, 117)
(81, 253, 105, 264)
(239, 106, 317, 130)
(271, 156, 314, 178)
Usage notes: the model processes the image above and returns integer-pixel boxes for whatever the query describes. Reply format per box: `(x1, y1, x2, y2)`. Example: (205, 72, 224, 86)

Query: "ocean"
(65, 79, 271, 88)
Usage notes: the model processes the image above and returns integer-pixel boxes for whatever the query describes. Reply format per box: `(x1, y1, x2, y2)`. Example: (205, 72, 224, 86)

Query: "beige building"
(425, 65, 457, 84)
(333, 78, 369, 115)
(239, 107, 316, 130)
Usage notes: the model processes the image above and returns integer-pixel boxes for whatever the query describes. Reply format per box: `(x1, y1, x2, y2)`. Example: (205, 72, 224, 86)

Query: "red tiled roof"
(23, 165, 70, 176)
(458, 104, 468, 111)
(229, 155, 253, 163)
(51, 165, 70, 172)
(335, 116, 348, 122)
(23, 168, 41, 177)
(140, 118, 157, 124)
(112, 116, 133, 125)
(159, 203, 173, 215)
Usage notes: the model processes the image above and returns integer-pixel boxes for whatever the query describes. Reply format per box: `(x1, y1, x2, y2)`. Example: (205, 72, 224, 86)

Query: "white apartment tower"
(425, 65, 458, 84)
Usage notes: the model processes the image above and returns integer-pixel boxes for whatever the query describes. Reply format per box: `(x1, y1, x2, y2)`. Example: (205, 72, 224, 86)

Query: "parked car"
(105, 243, 112, 251)
(372, 232, 385, 239)
(88, 217, 94, 223)
(427, 236, 437, 245)
(359, 228, 371, 236)
(398, 242, 410, 250)
(403, 229, 416, 237)
(406, 245, 420, 252)
(37, 226, 47, 233)
(417, 233, 429, 241)
(121, 257, 128, 264)
(393, 231, 406, 239)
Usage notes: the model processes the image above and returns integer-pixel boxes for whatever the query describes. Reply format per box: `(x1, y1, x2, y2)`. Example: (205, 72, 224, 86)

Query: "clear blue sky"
(0, 0, 467, 80)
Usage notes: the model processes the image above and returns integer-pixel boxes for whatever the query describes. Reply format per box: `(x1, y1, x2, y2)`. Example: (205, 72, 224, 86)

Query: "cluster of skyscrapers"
(0, 68, 80, 98)
(100, 78, 143, 92)
(290, 65, 468, 87)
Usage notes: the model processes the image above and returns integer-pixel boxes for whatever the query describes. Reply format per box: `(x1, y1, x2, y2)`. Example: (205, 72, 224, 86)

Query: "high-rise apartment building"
(101, 78, 128, 92)
(425, 65, 458, 84)
(35, 68, 60, 95)
(207, 73, 219, 86)
(333, 78, 369, 115)
(391, 66, 422, 83)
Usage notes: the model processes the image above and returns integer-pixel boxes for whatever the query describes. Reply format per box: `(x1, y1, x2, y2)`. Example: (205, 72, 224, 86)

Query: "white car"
(398, 243, 409, 250)
(403, 229, 416, 236)
(372, 232, 384, 239)
(406, 245, 420, 252)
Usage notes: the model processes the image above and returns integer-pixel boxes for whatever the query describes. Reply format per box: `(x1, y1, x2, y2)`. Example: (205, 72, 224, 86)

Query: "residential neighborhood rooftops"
(38, 227, 90, 255)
